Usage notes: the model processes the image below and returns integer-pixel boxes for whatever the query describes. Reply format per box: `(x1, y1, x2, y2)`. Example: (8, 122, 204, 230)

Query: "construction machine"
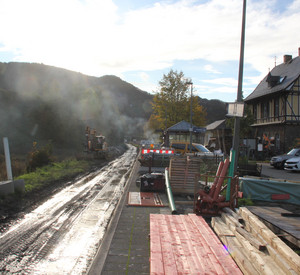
(85, 126, 108, 159)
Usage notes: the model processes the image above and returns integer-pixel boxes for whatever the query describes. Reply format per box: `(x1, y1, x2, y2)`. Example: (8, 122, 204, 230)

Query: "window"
(192, 144, 210, 153)
(261, 101, 269, 118)
(274, 98, 279, 118)
(253, 105, 257, 119)
(171, 143, 185, 150)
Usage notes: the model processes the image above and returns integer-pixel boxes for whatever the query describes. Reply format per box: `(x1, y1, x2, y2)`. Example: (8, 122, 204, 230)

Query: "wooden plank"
(189, 214, 242, 274)
(211, 216, 260, 275)
(247, 206, 300, 243)
(128, 192, 164, 207)
(150, 214, 242, 275)
(235, 227, 266, 251)
(239, 207, 300, 274)
(164, 215, 191, 274)
(223, 207, 243, 223)
(254, 232, 299, 275)
(221, 211, 244, 228)
(179, 215, 220, 274)
(171, 215, 204, 274)
(157, 215, 179, 274)
(213, 213, 298, 275)
(234, 228, 285, 275)
(150, 214, 165, 274)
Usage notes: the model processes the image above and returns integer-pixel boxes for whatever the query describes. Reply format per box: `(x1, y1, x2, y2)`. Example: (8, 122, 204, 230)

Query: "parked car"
(270, 148, 300, 169)
(284, 157, 300, 172)
(170, 141, 223, 157)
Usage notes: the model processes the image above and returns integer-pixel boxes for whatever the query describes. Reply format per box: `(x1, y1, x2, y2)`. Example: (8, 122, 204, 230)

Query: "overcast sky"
(0, 0, 299, 102)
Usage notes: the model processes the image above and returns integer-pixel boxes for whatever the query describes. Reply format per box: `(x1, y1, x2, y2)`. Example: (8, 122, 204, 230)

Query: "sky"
(0, 0, 299, 102)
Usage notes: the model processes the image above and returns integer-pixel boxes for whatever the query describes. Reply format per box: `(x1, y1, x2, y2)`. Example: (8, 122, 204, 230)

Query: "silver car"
(270, 148, 300, 169)
(284, 157, 300, 172)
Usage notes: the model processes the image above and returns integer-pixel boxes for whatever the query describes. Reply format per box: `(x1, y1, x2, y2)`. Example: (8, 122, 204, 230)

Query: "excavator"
(85, 126, 108, 159)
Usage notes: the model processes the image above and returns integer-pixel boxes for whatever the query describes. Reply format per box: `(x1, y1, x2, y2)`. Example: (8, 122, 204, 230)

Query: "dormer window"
(266, 72, 286, 87)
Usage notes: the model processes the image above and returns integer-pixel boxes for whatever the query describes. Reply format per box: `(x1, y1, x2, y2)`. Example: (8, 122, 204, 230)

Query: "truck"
(84, 126, 108, 159)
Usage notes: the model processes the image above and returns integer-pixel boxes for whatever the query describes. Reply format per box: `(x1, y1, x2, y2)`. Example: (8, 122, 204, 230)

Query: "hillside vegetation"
(0, 62, 153, 155)
(0, 62, 226, 157)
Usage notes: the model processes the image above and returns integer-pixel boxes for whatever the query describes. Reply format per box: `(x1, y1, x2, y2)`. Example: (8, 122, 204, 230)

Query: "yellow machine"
(85, 126, 108, 158)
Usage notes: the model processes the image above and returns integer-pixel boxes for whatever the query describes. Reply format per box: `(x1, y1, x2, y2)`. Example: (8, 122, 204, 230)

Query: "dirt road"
(0, 145, 137, 274)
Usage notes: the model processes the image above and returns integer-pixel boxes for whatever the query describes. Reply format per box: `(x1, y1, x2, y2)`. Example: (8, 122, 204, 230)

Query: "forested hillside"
(199, 98, 227, 124)
(0, 62, 227, 155)
(0, 62, 152, 154)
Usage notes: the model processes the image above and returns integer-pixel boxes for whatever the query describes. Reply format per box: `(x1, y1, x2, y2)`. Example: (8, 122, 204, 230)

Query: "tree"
(148, 69, 206, 130)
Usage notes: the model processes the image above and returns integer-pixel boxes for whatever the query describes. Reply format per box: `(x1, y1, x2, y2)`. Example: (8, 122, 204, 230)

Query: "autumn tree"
(148, 69, 206, 130)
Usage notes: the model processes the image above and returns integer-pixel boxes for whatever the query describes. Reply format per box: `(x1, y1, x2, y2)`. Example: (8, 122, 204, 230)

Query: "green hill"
(0, 62, 227, 155)
(0, 62, 153, 154)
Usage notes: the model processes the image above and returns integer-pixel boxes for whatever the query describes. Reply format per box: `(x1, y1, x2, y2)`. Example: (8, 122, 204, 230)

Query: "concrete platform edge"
(87, 154, 140, 275)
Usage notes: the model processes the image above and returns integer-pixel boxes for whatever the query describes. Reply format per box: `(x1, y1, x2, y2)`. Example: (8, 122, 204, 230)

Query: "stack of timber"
(246, 206, 300, 248)
(169, 156, 202, 194)
(150, 213, 242, 274)
(212, 207, 300, 275)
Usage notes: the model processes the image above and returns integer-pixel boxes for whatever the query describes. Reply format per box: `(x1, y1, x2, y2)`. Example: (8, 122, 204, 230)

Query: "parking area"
(260, 162, 300, 182)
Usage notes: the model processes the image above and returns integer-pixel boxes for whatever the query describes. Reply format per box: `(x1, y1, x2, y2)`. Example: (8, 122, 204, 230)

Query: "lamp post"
(185, 80, 193, 153)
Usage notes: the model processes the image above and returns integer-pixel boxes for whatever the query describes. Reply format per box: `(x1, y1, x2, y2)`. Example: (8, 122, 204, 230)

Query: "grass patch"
(16, 158, 90, 193)
(238, 197, 254, 207)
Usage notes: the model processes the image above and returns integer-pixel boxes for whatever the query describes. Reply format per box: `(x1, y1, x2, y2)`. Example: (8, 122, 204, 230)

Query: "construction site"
(0, 139, 299, 274)
(87, 145, 300, 275)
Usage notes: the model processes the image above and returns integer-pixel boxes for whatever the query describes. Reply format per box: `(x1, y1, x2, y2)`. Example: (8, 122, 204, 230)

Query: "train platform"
(88, 157, 171, 274)
(88, 154, 244, 274)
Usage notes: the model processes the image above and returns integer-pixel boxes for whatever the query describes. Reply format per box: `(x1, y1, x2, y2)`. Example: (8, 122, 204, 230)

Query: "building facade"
(245, 50, 300, 155)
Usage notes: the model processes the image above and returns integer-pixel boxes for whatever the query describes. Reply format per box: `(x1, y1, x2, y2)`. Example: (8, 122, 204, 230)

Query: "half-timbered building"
(245, 50, 300, 154)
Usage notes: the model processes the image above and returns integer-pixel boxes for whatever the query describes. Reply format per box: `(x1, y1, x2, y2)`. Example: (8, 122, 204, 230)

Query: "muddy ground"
(0, 144, 128, 233)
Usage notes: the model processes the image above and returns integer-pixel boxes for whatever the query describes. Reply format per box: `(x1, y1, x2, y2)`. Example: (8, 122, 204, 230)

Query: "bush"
(238, 197, 254, 207)
(27, 142, 53, 172)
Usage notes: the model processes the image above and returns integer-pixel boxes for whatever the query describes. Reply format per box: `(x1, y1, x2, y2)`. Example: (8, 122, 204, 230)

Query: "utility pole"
(185, 80, 193, 153)
(232, 0, 247, 175)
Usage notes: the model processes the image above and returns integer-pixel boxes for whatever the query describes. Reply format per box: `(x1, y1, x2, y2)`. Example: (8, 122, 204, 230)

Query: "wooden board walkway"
(247, 206, 300, 248)
(127, 192, 164, 207)
(150, 213, 242, 275)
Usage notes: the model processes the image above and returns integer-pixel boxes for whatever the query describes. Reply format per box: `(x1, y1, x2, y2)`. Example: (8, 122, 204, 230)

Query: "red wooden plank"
(189, 214, 242, 274)
(174, 215, 209, 274)
(128, 192, 164, 206)
(150, 214, 165, 274)
(156, 215, 178, 274)
(184, 214, 217, 272)
(182, 215, 224, 274)
(164, 215, 191, 274)
(150, 214, 242, 275)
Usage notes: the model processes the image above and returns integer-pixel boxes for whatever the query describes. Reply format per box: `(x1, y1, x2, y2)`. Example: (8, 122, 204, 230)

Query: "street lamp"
(185, 79, 193, 153)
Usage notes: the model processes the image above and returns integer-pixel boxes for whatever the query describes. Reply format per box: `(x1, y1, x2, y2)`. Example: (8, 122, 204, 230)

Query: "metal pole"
(3, 137, 13, 180)
(189, 83, 193, 153)
(232, 0, 247, 175)
(165, 169, 177, 214)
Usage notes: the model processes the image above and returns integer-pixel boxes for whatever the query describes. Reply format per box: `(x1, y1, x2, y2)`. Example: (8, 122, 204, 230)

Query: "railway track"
(0, 144, 137, 274)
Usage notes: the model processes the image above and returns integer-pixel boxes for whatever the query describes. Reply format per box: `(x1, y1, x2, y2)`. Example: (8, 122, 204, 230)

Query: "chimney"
(283, 54, 292, 63)
(298, 47, 300, 56)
